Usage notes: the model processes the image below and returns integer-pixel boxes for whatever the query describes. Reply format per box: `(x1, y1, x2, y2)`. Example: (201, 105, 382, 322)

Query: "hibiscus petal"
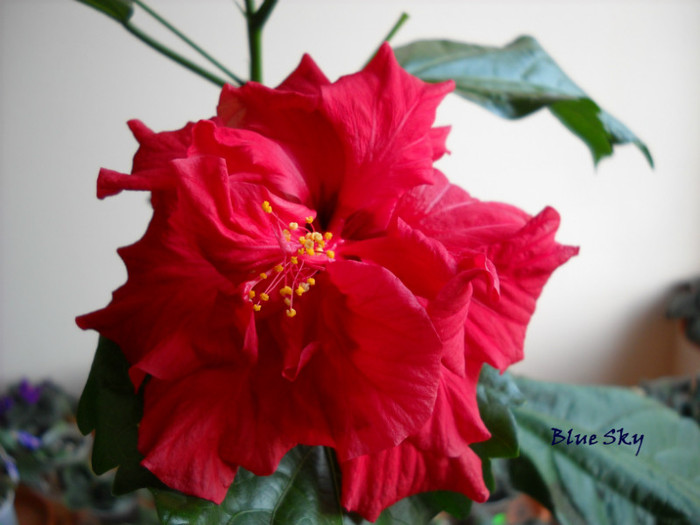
(341, 218, 456, 300)
(189, 120, 311, 203)
(277, 53, 331, 93)
(400, 171, 577, 370)
(464, 208, 578, 369)
(410, 363, 489, 456)
(217, 82, 345, 224)
(75, 221, 245, 385)
(273, 260, 443, 461)
(128, 120, 194, 173)
(96, 167, 173, 199)
(398, 170, 531, 251)
(139, 368, 294, 504)
(341, 440, 489, 522)
(320, 44, 454, 233)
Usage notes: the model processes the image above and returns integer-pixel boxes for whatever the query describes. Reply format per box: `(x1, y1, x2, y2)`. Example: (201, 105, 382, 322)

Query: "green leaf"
(394, 37, 653, 167)
(153, 445, 447, 525)
(77, 337, 162, 494)
(510, 377, 700, 524)
(75, 0, 134, 23)
(473, 365, 523, 462)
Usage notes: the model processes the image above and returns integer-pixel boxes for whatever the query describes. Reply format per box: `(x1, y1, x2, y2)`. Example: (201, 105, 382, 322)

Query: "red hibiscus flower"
(77, 43, 577, 521)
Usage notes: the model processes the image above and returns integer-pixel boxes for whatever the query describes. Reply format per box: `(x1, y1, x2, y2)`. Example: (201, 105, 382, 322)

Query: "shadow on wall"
(607, 287, 700, 385)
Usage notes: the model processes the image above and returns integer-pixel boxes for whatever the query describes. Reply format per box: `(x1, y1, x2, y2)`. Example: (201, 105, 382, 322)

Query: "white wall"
(1, 0, 699, 393)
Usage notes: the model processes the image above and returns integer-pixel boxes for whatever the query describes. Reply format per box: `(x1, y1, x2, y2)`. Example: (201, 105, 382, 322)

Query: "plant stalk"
(244, 0, 279, 84)
(133, 0, 244, 85)
(124, 22, 228, 87)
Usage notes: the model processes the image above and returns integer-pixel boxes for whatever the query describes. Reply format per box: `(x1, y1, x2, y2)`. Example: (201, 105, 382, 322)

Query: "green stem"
(382, 12, 410, 44)
(133, 0, 244, 85)
(364, 12, 410, 67)
(124, 22, 228, 87)
(244, 0, 279, 84)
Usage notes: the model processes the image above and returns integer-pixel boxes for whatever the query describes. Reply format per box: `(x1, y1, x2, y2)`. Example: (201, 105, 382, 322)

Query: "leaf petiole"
(132, 0, 244, 85)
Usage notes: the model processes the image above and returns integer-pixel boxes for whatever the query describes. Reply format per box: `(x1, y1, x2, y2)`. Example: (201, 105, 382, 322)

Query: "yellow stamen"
(262, 201, 272, 213)
(274, 264, 284, 273)
(312, 232, 323, 242)
(326, 250, 335, 259)
(280, 286, 293, 297)
(289, 222, 299, 231)
(284, 298, 292, 306)
(259, 272, 268, 280)
(248, 290, 256, 299)
(253, 304, 262, 312)
(306, 248, 315, 256)
(290, 256, 298, 265)
(286, 308, 297, 318)
(324, 232, 333, 240)
(295, 285, 306, 296)
(305, 216, 314, 224)
(260, 293, 270, 301)
(306, 277, 316, 286)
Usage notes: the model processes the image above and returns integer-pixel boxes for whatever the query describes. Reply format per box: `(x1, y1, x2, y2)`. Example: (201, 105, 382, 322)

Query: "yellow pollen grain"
(306, 248, 315, 256)
(248, 290, 256, 299)
(306, 277, 316, 286)
(259, 272, 268, 280)
(290, 256, 298, 265)
(312, 232, 323, 242)
(253, 304, 262, 312)
(304, 239, 315, 250)
(274, 264, 284, 273)
(324, 232, 333, 240)
(284, 298, 292, 306)
(262, 201, 272, 213)
(295, 285, 306, 296)
(289, 222, 299, 231)
(280, 285, 293, 297)
(326, 250, 335, 259)
(260, 293, 270, 301)
(305, 216, 314, 224)
(298, 248, 305, 255)
(286, 308, 297, 318)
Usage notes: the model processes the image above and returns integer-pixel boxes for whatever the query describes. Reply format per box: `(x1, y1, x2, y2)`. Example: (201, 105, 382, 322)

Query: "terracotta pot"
(13, 485, 76, 525)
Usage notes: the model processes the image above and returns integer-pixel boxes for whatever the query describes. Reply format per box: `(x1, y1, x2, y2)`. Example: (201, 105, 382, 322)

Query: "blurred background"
(1, 0, 700, 394)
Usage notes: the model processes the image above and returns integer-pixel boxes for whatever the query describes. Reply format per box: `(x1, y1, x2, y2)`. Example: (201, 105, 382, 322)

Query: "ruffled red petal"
(341, 440, 489, 522)
(139, 368, 294, 503)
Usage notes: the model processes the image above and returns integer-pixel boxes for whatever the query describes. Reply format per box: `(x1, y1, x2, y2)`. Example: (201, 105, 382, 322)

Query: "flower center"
(246, 200, 336, 318)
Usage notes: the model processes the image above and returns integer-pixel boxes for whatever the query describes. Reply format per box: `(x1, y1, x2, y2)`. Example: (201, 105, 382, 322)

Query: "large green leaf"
(394, 37, 653, 167)
(152, 445, 440, 525)
(510, 377, 700, 524)
(77, 337, 162, 494)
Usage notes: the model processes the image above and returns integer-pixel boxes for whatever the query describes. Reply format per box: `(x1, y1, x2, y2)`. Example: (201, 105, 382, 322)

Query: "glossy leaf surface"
(394, 37, 653, 166)
(510, 377, 700, 524)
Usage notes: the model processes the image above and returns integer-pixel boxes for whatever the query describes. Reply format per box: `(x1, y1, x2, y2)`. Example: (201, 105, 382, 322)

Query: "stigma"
(247, 201, 337, 317)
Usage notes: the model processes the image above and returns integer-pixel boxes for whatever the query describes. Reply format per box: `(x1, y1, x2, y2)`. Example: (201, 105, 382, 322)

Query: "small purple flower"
(15, 431, 41, 451)
(18, 379, 42, 405)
